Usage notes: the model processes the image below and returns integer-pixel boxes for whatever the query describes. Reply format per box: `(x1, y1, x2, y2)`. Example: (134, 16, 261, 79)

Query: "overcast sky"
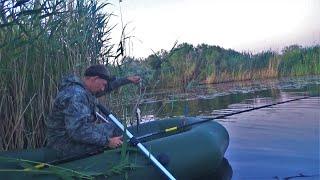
(106, 0, 320, 58)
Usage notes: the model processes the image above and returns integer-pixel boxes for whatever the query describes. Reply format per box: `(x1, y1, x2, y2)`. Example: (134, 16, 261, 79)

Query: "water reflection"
(194, 158, 233, 180)
(222, 96, 319, 179)
(136, 76, 319, 179)
(138, 76, 319, 120)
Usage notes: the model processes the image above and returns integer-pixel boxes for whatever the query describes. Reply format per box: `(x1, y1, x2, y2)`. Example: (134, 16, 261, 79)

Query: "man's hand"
(127, 76, 141, 84)
(107, 136, 123, 149)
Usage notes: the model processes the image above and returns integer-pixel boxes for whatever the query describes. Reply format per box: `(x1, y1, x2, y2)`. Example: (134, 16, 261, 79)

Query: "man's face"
(90, 76, 108, 94)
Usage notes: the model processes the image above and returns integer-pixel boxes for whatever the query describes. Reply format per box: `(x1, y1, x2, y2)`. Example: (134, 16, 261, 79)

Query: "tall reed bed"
(0, 0, 113, 150)
(141, 43, 319, 89)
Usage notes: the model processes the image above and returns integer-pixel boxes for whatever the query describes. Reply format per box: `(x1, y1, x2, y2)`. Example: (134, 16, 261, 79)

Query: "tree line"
(119, 43, 319, 89)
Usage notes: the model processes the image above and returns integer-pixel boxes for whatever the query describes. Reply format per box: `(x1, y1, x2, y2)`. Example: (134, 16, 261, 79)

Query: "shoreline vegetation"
(0, 0, 319, 150)
(120, 43, 319, 89)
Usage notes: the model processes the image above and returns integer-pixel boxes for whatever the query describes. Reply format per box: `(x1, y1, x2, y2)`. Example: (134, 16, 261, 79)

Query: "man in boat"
(46, 64, 140, 157)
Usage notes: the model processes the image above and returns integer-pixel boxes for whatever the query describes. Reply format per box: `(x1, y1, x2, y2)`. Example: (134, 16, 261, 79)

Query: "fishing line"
(136, 96, 311, 142)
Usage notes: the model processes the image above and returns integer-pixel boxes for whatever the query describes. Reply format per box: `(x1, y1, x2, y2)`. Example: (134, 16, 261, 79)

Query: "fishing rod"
(135, 96, 311, 142)
(96, 104, 176, 180)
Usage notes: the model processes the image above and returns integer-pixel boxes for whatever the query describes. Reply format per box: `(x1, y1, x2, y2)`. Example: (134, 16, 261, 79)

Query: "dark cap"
(84, 64, 115, 81)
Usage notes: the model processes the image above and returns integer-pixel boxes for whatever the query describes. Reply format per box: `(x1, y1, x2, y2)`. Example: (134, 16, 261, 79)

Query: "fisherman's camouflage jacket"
(46, 75, 130, 157)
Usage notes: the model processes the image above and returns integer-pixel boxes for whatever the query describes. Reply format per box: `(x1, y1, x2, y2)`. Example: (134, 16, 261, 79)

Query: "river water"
(137, 76, 319, 180)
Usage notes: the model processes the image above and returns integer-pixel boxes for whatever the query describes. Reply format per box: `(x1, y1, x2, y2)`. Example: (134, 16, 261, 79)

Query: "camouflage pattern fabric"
(46, 75, 130, 157)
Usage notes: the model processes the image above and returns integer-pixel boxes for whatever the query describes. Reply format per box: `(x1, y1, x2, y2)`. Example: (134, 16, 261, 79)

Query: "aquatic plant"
(0, 0, 114, 150)
(141, 43, 320, 89)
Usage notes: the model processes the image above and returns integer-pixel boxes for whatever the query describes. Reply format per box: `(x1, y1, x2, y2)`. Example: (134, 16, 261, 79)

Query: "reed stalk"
(0, 0, 114, 150)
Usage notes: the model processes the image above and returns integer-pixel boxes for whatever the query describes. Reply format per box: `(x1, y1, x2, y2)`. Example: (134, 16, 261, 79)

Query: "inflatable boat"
(0, 117, 230, 179)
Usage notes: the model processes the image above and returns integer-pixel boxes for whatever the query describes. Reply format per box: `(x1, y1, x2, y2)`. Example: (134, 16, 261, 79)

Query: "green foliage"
(0, 0, 114, 150)
(131, 43, 319, 89)
(278, 45, 320, 76)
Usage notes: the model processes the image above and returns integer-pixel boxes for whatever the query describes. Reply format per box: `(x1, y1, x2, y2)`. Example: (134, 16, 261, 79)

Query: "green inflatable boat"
(0, 117, 231, 179)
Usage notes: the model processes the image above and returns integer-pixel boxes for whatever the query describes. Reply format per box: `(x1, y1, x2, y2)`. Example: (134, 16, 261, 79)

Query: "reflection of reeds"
(0, 0, 113, 150)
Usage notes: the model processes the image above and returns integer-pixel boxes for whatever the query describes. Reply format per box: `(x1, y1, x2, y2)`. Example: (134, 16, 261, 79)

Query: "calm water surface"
(137, 76, 319, 179)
